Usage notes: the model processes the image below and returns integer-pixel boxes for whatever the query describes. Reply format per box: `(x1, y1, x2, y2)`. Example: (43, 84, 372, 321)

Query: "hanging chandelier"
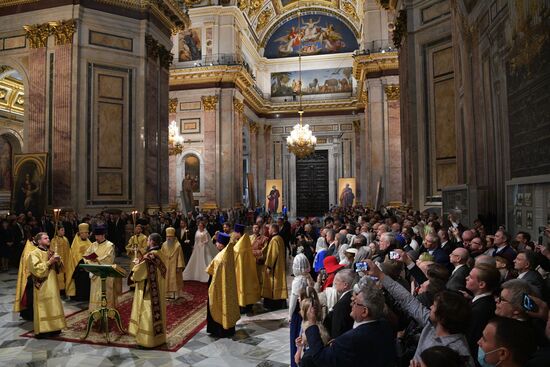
(286, 10, 316, 159)
(168, 120, 184, 156)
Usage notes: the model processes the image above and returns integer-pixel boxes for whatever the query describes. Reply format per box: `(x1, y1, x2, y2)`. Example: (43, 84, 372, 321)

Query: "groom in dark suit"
(446, 247, 470, 292)
(302, 278, 396, 367)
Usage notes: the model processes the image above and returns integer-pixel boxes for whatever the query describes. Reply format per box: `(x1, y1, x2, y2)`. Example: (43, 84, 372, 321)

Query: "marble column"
(364, 79, 385, 207)
(256, 124, 267, 207)
(51, 21, 75, 206)
(353, 120, 362, 202)
(248, 121, 259, 207)
(233, 99, 244, 207)
(385, 85, 403, 203)
(25, 42, 48, 152)
(168, 97, 178, 207)
(201, 95, 218, 208)
(264, 125, 272, 179)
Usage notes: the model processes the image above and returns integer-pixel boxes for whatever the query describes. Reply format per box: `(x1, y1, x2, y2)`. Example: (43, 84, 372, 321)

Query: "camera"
(389, 251, 400, 260)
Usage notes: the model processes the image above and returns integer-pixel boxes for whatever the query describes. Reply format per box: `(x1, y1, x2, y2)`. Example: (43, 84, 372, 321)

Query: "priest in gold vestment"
(261, 224, 288, 310)
(233, 224, 260, 313)
(129, 233, 167, 348)
(251, 223, 269, 288)
(27, 232, 66, 336)
(83, 224, 120, 311)
(161, 227, 185, 299)
(206, 232, 240, 338)
(14, 239, 36, 320)
(125, 224, 148, 260)
(51, 225, 71, 293)
(65, 223, 92, 301)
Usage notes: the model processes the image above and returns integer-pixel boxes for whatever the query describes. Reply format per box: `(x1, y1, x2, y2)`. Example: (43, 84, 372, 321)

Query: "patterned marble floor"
(0, 256, 291, 367)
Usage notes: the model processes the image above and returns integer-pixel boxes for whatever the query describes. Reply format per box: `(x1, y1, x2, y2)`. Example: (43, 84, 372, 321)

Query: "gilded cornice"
(353, 51, 398, 107)
(384, 85, 400, 100)
(0, 0, 38, 7)
(23, 23, 51, 48)
(202, 95, 218, 111)
(171, 65, 361, 115)
(49, 19, 76, 46)
(169, 97, 177, 113)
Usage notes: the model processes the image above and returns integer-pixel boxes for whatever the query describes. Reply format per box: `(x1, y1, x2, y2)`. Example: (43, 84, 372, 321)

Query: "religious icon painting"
(526, 210, 533, 229)
(338, 178, 356, 208)
(11, 153, 47, 218)
(265, 179, 283, 214)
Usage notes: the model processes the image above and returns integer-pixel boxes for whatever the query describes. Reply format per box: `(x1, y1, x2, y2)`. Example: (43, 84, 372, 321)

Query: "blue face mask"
(477, 347, 502, 367)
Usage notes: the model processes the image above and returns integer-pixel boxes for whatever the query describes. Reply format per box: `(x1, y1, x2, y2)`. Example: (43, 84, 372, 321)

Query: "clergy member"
(126, 224, 148, 260)
(129, 233, 167, 348)
(65, 223, 92, 301)
(161, 227, 185, 299)
(251, 223, 269, 288)
(261, 223, 288, 310)
(27, 232, 66, 336)
(14, 238, 37, 320)
(51, 225, 71, 295)
(206, 232, 240, 338)
(233, 224, 260, 314)
(83, 224, 120, 311)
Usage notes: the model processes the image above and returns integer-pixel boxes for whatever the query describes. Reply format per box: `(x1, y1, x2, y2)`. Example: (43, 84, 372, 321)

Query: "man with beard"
(161, 227, 185, 299)
(65, 223, 92, 301)
(262, 224, 288, 310)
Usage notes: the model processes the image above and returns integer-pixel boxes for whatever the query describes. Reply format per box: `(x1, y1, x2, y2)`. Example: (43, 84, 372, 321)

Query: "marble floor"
(0, 256, 291, 367)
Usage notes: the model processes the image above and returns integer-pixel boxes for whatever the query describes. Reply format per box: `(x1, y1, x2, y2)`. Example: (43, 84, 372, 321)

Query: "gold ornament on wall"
(256, 8, 273, 33)
(202, 95, 218, 111)
(384, 85, 400, 100)
(249, 121, 259, 134)
(49, 19, 76, 46)
(342, 2, 359, 22)
(353, 120, 360, 133)
(169, 98, 178, 113)
(233, 99, 244, 114)
(248, 0, 262, 17)
(23, 23, 51, 48)
(238, 0, 249, 11)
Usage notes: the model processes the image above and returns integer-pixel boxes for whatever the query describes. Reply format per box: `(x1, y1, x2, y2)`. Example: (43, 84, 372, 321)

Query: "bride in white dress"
(183, 221, 218, 282)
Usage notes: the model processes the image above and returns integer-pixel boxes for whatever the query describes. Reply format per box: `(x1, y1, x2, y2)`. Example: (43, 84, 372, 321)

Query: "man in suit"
(302, 278, 396, 367)
(491, 230, 517, 266)
(323, 269, 355, 339)
(176, 218, 194, 263)
(421, 233, 451, 270)
(514, 251, 546, 298)
(465, 263, 501, 357)
(447, 247, 470, 292)
(438, 229, 455, 255)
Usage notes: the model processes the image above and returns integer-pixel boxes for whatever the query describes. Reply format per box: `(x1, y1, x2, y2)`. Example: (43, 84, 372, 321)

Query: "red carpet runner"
(21, 281, 208, 351)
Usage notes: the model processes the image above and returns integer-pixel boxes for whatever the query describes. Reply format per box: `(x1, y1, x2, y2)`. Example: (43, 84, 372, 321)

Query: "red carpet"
(21, 281, 208, 351)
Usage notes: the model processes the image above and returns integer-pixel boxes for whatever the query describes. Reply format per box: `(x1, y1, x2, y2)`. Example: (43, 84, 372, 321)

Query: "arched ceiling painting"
(263, 12, 359, 58)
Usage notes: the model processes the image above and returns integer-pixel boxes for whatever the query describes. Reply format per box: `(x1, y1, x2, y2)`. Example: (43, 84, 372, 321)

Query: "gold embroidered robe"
(14, 240, 36, 312)
(206, 242, 240, 329)
(125, 234, 148, 259)
(234, 234, 260, 307)
(84, 240, 120, 311)
(51, 235, 71, 291)
(27, 247, 66, 334)
(129, 249, 167, 348)
(161, 239, 185, 298)
(261, 235, 288, 300)
(65, 235, 92, 297)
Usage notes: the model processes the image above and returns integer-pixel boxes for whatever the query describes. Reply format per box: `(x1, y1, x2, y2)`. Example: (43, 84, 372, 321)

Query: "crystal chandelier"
(286, 10, 316, 159)
(168, 120, 184, 156)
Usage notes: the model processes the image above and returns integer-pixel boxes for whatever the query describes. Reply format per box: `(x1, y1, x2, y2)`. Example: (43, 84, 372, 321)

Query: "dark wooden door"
(296, 150, 329, 217)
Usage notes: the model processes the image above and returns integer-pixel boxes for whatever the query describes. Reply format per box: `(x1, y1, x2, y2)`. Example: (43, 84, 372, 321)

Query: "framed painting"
(338, 178, 356, 207)
(265, 179, 283, 214)
(11, 153, 47, 217)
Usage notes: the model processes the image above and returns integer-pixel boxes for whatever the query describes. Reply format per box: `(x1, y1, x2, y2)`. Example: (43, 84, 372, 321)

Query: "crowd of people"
(285, 205, 550, 367)
(3, 204, 550, 366)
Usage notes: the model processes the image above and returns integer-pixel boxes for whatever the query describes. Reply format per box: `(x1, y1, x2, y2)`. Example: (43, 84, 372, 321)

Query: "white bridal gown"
(182, 228, 218, 282)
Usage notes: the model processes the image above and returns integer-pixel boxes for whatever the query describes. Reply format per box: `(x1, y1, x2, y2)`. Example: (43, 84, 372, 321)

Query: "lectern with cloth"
(79, 264, 126, 342)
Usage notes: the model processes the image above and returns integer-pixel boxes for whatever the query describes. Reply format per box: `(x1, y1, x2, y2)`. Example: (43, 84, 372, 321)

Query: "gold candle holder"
(53, 208, 61, 254)
(131, 210, 139, 260)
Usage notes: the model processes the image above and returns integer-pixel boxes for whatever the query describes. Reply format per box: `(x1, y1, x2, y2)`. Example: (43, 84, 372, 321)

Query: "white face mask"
(477, 347, 503, 367)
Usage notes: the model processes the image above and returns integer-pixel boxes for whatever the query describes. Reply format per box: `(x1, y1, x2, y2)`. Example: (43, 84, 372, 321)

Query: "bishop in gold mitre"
(14, 238, 37, 320)
(206, 232, 240, 338)
(65, 223, 92, 301)
(261, 223, 288, 310)
(50, 225, 71, 294)
(129, 233, 167, 348)
(125, 224, 148, 260)
(160, 227, 185, 299)
(83, 224, 120, 311)
(27, 232, 66, 336)
(233, 224, 260, 314)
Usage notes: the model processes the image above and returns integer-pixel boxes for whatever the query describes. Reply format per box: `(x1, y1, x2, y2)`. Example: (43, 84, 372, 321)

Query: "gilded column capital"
(145, 34, 160, 59)
(158, 46, 173, 69)
(233, 98, 244, 114)
(385, 85, 400, 100)
(169, 98, 178, 113)
(49, 19, 76, 46)
(249, 121, 259, 134)
(202, 95, 218, 111)
(361, 91, 368, 104)
(352, 120, 361, 133)
(23, 23, 51, 48)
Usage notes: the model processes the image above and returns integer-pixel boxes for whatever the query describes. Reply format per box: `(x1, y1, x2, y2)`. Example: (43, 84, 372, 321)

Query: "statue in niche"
(181, 174, 195, 213)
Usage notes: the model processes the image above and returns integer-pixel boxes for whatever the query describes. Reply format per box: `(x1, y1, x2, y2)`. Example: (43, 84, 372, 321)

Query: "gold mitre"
(78, 223, 90, 233)
(166, 227, 176, 237)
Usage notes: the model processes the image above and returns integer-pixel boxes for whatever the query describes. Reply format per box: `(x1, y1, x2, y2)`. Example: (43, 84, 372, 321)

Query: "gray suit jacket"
(446, 265, 470, 292)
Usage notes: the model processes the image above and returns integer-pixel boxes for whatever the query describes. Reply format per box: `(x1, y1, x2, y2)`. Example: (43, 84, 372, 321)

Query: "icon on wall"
(266, 179, 283, 214)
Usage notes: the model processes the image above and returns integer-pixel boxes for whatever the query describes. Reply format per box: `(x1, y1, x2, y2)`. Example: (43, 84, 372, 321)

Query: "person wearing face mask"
(477, 317, 536, 367)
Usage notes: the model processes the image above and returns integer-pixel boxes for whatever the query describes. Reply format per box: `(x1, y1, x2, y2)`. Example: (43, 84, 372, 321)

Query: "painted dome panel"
(264, 14, 358, 58)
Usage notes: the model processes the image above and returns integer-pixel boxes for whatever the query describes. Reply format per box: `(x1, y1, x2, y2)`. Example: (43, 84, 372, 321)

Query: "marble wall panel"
(89, 30, 133, 52)
(98, 75, 123, 99)
(434, 78, 456, 159)
(145, 60, 159, 204)
(97, 102, 123, 168)
(97, 172, 123, 195)
(27, 48, 47, 152)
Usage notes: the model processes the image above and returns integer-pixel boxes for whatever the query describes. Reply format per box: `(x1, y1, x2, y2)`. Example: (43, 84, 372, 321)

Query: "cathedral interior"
(0, 0, 549, 365)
